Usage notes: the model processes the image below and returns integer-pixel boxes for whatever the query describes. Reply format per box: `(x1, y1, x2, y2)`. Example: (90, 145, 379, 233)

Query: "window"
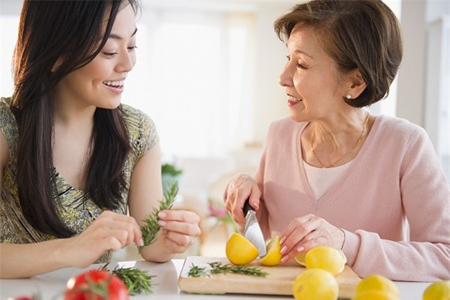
(122, 9, 255, 159)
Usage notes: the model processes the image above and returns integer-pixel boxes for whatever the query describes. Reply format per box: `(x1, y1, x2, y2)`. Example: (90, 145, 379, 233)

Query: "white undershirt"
(303, 161, 352, 199)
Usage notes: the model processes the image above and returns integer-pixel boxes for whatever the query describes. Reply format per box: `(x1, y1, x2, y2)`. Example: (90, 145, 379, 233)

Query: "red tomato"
(64, 270, 128, 300)
(7, 297, 36, 300)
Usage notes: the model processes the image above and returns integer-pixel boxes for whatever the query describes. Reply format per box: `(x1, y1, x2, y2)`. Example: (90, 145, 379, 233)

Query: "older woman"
(224, 0, 450, 281)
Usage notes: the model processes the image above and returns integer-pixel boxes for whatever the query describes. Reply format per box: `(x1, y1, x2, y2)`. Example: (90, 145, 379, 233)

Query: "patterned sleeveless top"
(0, 97, 159, 262)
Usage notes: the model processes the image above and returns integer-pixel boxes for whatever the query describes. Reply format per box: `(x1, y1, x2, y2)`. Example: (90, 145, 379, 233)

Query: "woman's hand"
(224, 174, 261, 225)
(62, 211, 143, 268)
(156, 210, 201, 254)
(279, 214, 345, 262)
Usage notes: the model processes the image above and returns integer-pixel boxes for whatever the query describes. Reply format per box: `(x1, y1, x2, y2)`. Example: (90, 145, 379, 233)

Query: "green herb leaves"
(187, 262, 268, 278)
(100, 263, 155, 295)
(140, 180, 178, 248)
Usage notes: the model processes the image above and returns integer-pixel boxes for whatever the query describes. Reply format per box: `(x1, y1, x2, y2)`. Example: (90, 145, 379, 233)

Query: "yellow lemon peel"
(355, 275, 399, 298)
(225, 232, 259, 265)
(260, 235, 282, 266)
(423, 280, 450, 300)
(303, 246, 347, 275)
(292, 268, 339, 300)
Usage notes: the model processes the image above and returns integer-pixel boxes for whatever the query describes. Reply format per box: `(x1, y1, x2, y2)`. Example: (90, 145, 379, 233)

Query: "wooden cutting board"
(178, 256, 360, 299)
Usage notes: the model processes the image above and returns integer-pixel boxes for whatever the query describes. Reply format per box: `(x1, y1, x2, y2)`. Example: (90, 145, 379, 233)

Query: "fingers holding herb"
(140, 181, 179, 248)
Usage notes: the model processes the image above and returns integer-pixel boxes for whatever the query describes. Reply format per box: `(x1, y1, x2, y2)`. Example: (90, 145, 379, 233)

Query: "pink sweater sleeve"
(343, 127, 450, 281)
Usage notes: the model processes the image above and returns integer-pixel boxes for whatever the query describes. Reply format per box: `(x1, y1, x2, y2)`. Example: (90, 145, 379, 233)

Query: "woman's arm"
(1, 130, 143, 278)
(128, 143, 201, 262)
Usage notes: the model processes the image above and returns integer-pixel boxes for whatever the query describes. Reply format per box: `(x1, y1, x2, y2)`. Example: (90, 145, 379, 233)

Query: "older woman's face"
(279, 24, 347, 123)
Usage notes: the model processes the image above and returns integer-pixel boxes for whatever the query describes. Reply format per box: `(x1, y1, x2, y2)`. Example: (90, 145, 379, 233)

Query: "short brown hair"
(274, 0, 403, 107)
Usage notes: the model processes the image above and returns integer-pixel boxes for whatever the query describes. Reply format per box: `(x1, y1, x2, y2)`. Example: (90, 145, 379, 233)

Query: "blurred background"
(1, 0, 449, 258)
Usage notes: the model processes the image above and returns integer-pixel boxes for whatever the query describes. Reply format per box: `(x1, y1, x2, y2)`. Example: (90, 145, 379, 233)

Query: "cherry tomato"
(64, 270, 128, 300)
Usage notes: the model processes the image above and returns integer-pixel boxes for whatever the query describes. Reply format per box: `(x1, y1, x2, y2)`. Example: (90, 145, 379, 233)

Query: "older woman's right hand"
(224, 174, 261, 226)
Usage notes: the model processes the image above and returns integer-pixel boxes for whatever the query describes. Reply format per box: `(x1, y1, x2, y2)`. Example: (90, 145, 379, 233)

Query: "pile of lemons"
(224, 233, 450, 300)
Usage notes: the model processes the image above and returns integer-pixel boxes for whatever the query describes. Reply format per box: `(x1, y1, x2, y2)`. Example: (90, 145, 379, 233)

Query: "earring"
(346, 94, 352, 99)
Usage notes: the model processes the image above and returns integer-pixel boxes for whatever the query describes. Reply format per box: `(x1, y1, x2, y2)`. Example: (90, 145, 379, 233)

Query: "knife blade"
(243, 199, 267, 257)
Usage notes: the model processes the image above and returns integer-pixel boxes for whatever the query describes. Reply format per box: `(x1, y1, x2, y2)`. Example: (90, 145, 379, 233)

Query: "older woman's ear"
(343, 69, 367, 100)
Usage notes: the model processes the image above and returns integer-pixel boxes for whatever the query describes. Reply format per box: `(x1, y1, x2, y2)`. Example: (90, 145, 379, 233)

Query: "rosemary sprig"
(209, 262, 268, 277)
(100, 263, 155, 295)
(187, 261, 268, 278)
(187, 263, 207, 277)
(140, 180, 178, 248)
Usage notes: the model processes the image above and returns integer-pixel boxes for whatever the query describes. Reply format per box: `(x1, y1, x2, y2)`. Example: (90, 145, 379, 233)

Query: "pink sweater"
(254, 115, 450, 281)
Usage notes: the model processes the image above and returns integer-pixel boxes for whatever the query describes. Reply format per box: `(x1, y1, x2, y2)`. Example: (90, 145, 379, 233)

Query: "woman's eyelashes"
(285, 55, 308, 70)
(102, 46, 138, 57)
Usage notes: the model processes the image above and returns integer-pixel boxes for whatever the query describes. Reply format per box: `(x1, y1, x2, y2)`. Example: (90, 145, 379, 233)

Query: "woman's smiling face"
(279, 24, 348, 123)
(53, 2, 137, 110)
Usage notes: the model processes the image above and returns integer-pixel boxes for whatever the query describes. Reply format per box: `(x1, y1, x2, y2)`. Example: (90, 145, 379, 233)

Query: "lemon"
(353, 290, 399, 300)
(423, 280, 450, 300)
(294, 251, 307, 266)
(260, 235, 282, 266)
(225, 232, 259, 265)
(304, 246, 347, 275)
(292, 268, 339, 300)
(355, 275, 399, 298)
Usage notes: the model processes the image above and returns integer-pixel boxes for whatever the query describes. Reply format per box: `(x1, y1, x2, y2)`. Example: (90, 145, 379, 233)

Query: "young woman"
(0, 0, 201, 279)
(224, 0, 450, 281)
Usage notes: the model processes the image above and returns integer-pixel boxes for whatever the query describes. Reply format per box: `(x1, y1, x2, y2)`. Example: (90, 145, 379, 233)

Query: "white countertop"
(0, 259, 431, 300)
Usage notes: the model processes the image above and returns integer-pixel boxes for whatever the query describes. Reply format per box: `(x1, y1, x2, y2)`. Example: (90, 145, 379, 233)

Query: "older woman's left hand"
(279, 214, 345, 263)
(157, 210, 201, 254)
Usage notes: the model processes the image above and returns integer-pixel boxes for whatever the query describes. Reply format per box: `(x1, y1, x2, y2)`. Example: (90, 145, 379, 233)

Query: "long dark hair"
(11, 0, 139, 238)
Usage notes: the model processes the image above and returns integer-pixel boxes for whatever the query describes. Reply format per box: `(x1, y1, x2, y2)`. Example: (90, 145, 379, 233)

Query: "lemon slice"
(292, 268, 339, 300)
(304, 246, 347, 275)
(260, 235, 282, 266)
(355, 274, 400, 298)
(225, 232, 259, 265)
(423, 280, 450, 300)
(294, 252, 307, 266)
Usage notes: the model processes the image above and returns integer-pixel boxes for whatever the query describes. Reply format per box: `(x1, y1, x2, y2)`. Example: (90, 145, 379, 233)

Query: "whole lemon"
(353, 290, 399, 300)
(355, 275, 399, 298)
(260, 235, 282, 266)
(225, 232, 259, 265)
(304, 246, 347, 275)
(423, 280, 450, 300)
(292, 268, 339, 300)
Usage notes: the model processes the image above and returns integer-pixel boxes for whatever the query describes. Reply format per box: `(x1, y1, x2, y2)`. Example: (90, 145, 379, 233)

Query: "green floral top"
(0, 97, 158, 262)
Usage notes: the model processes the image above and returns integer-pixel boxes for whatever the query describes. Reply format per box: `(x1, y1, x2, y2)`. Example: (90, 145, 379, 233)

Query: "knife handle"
(243, 199, 254, 216)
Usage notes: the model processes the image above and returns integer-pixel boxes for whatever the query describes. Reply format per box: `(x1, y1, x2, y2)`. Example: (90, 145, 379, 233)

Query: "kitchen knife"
(243, 199, 267, 257)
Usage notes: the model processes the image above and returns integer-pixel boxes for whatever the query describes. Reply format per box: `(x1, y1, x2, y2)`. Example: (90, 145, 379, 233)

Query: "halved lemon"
(260, 235, 282, 266)
(304, 246, 347, 275)
(225, 232, 259, 265)
(294, 251, 307, 266)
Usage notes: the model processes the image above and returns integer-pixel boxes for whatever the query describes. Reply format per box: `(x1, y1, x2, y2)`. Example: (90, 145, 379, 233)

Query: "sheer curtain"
(123, 8, 255, 160)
